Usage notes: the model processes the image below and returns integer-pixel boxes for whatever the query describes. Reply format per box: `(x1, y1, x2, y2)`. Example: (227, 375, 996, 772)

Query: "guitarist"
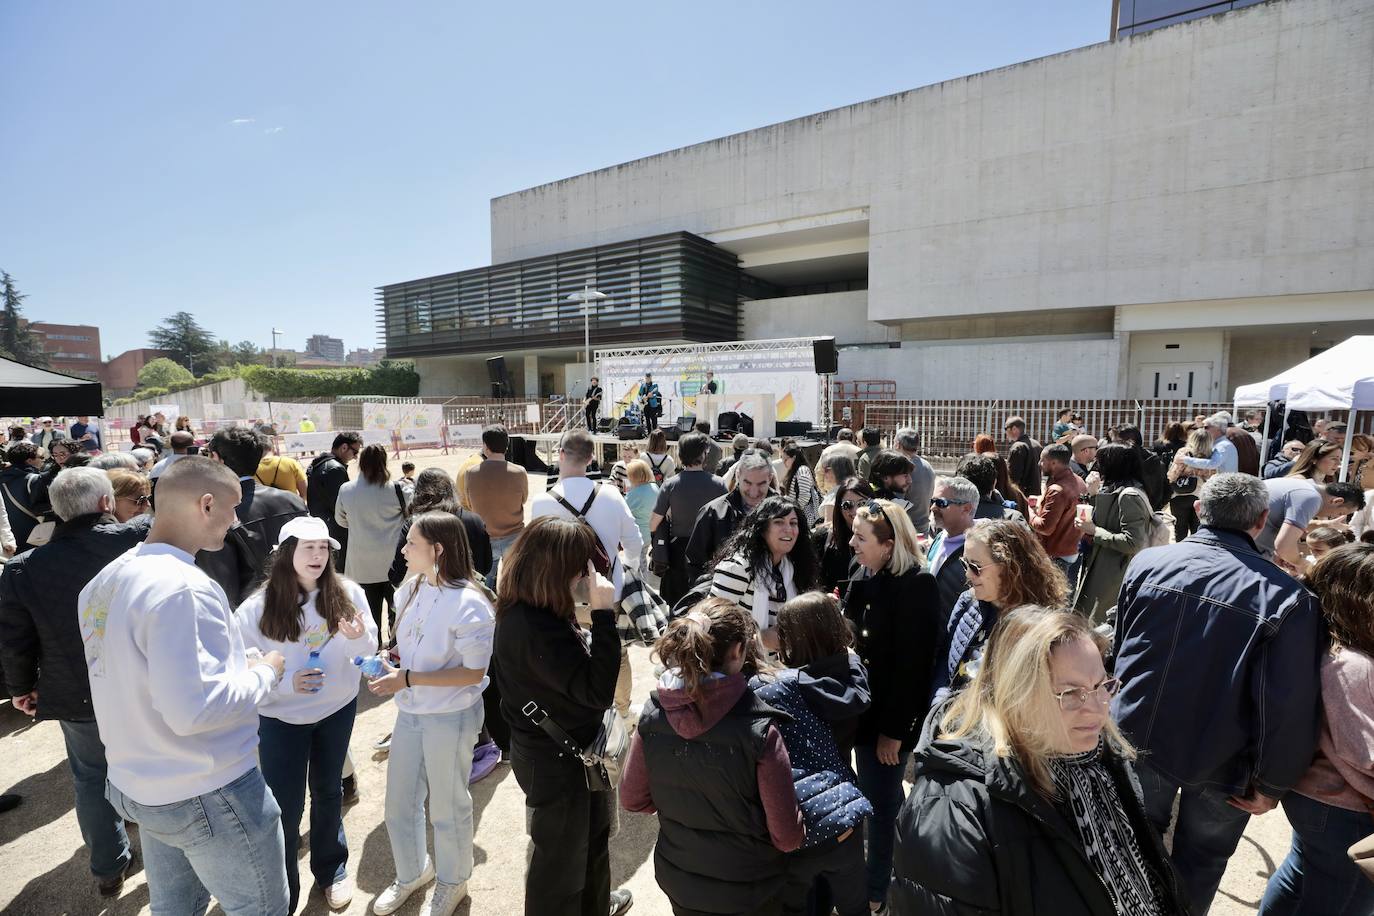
(584, 375, 603, 432)
(638, 372, 663, 433)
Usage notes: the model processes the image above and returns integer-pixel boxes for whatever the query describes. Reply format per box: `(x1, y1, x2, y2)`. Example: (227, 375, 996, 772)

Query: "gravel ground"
(0, 448, 1292, 915)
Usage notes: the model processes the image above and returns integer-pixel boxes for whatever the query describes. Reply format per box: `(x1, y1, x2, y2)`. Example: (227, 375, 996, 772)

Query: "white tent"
(1233, 336, 1374, 407)
(1234, 336, 1374, 481)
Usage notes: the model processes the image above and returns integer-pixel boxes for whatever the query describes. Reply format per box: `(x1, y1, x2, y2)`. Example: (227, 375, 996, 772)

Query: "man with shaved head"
(79, 457, 289, 914)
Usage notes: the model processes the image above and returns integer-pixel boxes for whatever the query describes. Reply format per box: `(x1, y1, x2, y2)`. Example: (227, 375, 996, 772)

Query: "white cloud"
(264, 126, 285, 134)
(229, 117, 255, 126)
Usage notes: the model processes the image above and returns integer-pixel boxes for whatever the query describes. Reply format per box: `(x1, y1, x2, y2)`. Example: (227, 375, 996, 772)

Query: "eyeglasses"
(1053, 677, 1120, 712)
(961, 557, 994, 577)
(930, 497, 971, 508)
(120, 495, 151, 506)
(838, 500, 858, 511)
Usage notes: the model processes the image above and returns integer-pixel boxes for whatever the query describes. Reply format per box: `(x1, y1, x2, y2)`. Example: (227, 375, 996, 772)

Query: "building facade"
(29, 322, 102, 380)
(102, 347, 173, 396)
(389, 0, 1374, 403)
(305, 334, 346, 362)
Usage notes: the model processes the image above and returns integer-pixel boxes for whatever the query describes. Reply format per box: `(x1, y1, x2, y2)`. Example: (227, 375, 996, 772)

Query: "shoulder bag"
(3, 481, 54, 546)
(553, 484, 614, 576)
(521, 700, 628, 792)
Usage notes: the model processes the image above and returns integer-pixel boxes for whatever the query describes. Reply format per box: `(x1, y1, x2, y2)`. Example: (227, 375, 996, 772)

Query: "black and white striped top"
(709, 553, 786, 629)
(1049, 745, 1165, 916)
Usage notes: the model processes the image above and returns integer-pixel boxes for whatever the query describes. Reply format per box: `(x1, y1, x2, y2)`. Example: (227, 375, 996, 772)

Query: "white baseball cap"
(278, 516, 341, 549)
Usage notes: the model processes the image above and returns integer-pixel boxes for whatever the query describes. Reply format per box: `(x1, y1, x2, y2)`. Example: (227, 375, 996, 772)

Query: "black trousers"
(585, 402, 599, 431)
(661, 536, 691, 607)
(511, 748, 611, 916)
(1170, 493, 1200, 543)
(673, 900, 783, 916)
(784, 829, 867, 916)
(644, 406, 661, 432)
(360, 581, 395, 637)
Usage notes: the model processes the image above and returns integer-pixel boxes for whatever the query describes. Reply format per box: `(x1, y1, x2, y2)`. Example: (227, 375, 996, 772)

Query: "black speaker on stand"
(486, 356, 512, 397)
(812, 337, 838, 375)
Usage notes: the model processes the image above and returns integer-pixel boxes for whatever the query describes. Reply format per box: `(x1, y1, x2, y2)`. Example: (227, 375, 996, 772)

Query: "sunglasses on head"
(930, 497, 970, 509)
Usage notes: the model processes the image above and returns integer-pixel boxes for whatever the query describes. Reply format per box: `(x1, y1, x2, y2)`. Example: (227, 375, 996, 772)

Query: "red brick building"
(102, 347, 173, 396)
(29, 322, 102, 379)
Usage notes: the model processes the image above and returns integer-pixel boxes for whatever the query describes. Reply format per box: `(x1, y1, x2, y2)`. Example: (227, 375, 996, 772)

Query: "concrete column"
(523, 354, 540, 398)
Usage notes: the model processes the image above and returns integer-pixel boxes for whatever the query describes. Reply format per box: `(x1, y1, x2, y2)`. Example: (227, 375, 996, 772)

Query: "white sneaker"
(373, 857, 435, 915)
(323, 876, 353, 910)
(427, 880, 469, 916)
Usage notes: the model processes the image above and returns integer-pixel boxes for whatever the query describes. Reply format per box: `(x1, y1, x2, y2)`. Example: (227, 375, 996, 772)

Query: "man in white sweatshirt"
(78, 457, 290, 916)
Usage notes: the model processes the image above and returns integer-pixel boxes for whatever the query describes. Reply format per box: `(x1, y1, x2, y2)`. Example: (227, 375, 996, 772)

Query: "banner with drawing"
(361, 402, 444, 434)
(597, 346, 822, 424)
(269, 403, 328, 431)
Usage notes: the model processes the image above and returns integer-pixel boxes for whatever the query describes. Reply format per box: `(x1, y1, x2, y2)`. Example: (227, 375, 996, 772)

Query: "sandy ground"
(0, 447, 1293, 915)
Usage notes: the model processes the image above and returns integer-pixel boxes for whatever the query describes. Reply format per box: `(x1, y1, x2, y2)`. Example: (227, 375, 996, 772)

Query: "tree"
(0, 271, 49, 366)
(231, 339, 264, 365)
(138, 357, 195, 390)
(148, 312, 215, 372)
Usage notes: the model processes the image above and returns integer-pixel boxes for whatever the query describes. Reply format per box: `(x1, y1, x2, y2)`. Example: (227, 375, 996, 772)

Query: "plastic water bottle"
(306, 650, 323, 692)
(353, 655, 385, 678)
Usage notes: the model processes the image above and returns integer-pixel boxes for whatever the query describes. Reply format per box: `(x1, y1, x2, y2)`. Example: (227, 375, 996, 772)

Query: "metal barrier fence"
(859, 399, 1234, 460)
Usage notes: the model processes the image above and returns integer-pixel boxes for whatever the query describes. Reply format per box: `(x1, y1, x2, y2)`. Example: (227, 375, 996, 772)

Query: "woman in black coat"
(841, 498, 943, 912)
(891, 609, 1188, 916)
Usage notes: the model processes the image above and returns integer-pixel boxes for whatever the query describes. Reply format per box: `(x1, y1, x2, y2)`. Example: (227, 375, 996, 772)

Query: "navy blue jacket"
(929, 589, 999, 704)
(1112, 526, 1323, 798)
(750, 653, 873, 849)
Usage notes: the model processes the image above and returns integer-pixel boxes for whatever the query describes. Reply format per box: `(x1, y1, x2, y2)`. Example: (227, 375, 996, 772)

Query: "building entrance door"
(1138, 362, 1213, 400)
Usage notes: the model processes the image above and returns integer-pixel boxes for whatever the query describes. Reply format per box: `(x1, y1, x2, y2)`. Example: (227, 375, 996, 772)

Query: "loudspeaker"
(486, 356, 512, 396)
(676, 415, 695, 433)
(664, 426, 681, 442)
(617, 423, 645, 440)
(812, 337, 838, 374)
(738, 413, 755, 437)
(776, 420, 810, 438)
(717, 411, 740, 434)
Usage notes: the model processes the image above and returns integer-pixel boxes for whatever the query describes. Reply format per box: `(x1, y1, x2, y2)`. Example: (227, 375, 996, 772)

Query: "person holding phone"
(239, 516, 378, 913)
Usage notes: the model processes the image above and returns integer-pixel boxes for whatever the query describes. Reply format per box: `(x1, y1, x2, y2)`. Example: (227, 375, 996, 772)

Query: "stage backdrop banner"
(361, 402, 443, 433)
(598, 346, 821, 425)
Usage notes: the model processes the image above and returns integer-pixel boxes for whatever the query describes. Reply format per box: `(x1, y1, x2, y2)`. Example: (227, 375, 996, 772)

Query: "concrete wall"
(107, 377, 258, 421)
(741, 290, 894, 345)
(490, 0, 1374, 332)
(1227, 333, 1312, 390)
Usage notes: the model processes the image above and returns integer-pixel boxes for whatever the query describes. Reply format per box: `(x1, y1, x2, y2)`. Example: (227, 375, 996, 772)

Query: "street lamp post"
(566, 283, 607, 392)
(271, 328, 283, 368)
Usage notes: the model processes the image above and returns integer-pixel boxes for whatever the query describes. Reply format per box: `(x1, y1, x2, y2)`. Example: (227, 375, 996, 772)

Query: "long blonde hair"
(1186, 427, 1213, 460)
(940, 607, 1135, 797)
(854, 498, 926, 576)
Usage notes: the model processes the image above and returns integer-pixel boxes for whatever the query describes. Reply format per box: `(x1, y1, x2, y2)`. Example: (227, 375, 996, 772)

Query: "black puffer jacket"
(890, 708, 1188, 916)
(307, 453, 351, 552)
(0, 513, 151, 721)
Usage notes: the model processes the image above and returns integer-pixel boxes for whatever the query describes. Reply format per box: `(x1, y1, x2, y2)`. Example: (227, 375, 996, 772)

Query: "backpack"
(552, 484, 615, 577)
(647, 453, 669, 485)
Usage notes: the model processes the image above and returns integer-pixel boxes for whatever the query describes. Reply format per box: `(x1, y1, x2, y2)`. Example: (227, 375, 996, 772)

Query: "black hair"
(208, 426, 266, 477)
(1114, 424, 1143, 448)
(1043, 443, 1072, 464)
(331, 431, 363, 451)
(401, 461, 415, 473)
(827, 477, 875, 551)
(694, 421, 711, 435)
(1325, 481, 1367, 512)
(677, 432, 709, 467)
(869, 450, 914, 486)
(1094, 442, 1143, 491)
(1057, 407, 1073, 419)
(481, 424, 509, 453)
(409, 467, 459, 517)
(955, 453, 997, 498)
(860, 427, 881, 447)
(715, 495, 819, 593)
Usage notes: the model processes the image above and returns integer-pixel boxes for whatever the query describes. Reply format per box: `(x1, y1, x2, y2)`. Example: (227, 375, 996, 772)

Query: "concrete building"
(384, 0, 1374, 405)
(29, 322, 102, 380)
(1114, 0, 1270, 37)
(304, 334, 345, 362)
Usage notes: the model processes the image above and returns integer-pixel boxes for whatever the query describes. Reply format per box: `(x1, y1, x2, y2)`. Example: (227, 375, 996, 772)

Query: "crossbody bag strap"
(2, 482, 43, 521)
(394, 481, 406, 511)
(520, 701, 594, 764)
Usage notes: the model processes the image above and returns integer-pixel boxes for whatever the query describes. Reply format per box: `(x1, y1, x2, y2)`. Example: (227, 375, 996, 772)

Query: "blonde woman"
(1166, 427, 1214, 542)
(892, 609, 1187, 915)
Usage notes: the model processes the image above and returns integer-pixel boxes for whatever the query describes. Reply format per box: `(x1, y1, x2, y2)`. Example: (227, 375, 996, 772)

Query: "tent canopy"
(1233, 336, 1374, 409)
(0, 355, 104, 416)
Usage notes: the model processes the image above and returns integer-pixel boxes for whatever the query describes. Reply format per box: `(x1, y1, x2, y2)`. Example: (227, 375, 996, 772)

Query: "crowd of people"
(0, 403, 1371, 916)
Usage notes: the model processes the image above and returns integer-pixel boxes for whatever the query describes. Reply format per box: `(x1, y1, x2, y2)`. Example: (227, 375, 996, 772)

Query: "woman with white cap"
(238, 515, 379, 913)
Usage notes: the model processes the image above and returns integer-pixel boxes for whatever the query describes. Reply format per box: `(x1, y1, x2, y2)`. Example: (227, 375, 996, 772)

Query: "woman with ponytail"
(621, 598, 805, 916)
(364, 511, 496, 916)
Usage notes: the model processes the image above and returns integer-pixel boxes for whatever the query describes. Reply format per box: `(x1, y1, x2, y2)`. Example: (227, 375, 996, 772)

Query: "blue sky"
(1, 1, 1106, 359)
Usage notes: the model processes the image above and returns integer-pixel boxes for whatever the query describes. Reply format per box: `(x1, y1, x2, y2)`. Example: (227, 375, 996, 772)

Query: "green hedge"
(239, 360, 419, 399)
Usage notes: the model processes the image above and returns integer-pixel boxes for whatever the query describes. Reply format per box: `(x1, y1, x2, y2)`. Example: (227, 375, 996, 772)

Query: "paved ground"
(0, 447, 1293, 915)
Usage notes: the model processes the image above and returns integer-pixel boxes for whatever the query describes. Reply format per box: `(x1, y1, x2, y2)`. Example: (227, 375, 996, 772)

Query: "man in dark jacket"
(0, 467, 149, 898)
(307, 431, 362, 563)
(0, 442, 51, 548)
(1113, 472, 1323, 916)
(1003, 416, 1042, 497)
(955, 454, 1025, 523)
(1113, 424, 1168, 511)
(685, 452, 773, 583)
(197, 427, 307, 606)
(926, 476, 978, 624)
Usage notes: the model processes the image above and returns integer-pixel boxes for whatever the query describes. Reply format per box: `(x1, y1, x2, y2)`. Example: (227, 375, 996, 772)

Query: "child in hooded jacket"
(621, 598, 804, 916)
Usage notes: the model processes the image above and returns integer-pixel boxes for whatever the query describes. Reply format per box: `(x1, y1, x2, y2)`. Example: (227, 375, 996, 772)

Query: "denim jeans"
(385, 704, 483, 886)
(1258, 792, 1374, 916)
(59, 719, 131, 880)
(1051, 556, 1080, 598)
(487, 533, 520, 590)
(106, 767, 289, 916)
(854, 744, 909, 905)
(258, 697, 356, 912)
(1136, 759, 1251, 916)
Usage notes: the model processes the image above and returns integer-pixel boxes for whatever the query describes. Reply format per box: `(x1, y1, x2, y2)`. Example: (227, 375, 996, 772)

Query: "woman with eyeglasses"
(106, 469, 151, 523)
(1074, 443, 1153, 625)
(891, 608, 1186, 915)
(710, 495, 819, 649)
(812, 477, 875, 596)
(841, 498, 942, 913)
(929, 519, 1069, 705)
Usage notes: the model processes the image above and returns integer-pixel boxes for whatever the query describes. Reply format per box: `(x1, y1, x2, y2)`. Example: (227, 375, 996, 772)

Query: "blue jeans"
(258, 697, 356, 912)
(1259, 792, 1374, 915)
(854, 744, 908, 905)
(1136, 759, 1251, 916)
(59, 719, 131, 880)
(1052, 556, 1080, 597)
(385, 704, 483, 886)
(487, 533, 520, 590)
(106, 767, 289, 916)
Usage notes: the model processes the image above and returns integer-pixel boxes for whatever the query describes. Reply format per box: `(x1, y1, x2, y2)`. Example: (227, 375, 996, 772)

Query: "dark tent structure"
(0, 355, 104, 416)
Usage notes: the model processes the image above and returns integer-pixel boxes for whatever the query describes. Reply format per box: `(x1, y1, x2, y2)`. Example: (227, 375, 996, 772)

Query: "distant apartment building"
(345, 347, 385, 366)
(304, 334, 345, 362)
(30, 322, 102, 379)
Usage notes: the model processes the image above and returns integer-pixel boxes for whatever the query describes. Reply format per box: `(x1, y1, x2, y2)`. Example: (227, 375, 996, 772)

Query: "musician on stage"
(639, 372, 663, 433)
(704, 371, 718, 394)
(584, 376, 603, 431)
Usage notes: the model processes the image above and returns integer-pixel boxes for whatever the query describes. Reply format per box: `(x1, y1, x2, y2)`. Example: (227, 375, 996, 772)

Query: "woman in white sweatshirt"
(364, 511, 496, 916)
(238, 515, 379, 913)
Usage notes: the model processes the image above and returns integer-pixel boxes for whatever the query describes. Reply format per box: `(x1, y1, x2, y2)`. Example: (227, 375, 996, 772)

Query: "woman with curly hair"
(709, 495, 819, 648)
(930, 518, 1070, 704)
